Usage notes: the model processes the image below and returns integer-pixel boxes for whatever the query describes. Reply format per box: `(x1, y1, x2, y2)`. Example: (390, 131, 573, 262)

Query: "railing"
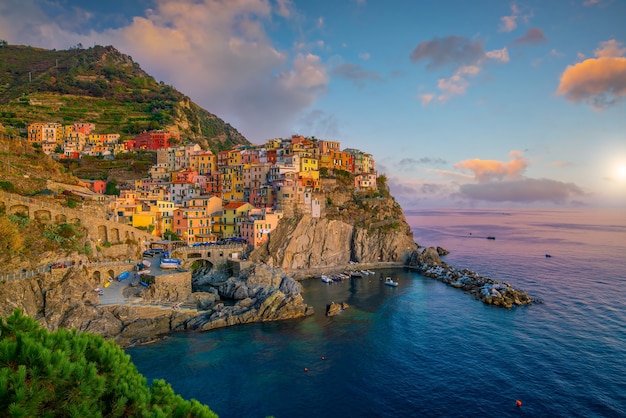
(0, 259, 139, 282)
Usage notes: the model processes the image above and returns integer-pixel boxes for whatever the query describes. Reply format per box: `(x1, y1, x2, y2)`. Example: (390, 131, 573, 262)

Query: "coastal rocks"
(417, 247, 443, 266)
(0, 262, 314, 348)
(252, 214, 418, 269)
(326, 301, 349, 317)
(413, 262, 535, 308)
(436, 246, 450, 256)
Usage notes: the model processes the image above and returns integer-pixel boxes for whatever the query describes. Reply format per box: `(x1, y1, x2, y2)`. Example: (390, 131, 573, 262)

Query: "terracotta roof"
(223, 201, 248, 209)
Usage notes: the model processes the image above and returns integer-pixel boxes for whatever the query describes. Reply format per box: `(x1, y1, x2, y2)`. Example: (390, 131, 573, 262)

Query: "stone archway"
(92, 270, 101, 282)
(110, 228, 120, 243)
(98, 225, 108, 243)
(9, 204, 29, 217)
(55, 213, 67, 223)
(34, 209, 52, 222)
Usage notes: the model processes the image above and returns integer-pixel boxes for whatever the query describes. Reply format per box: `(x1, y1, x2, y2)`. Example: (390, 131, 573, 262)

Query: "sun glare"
(617, 164, 626, 181)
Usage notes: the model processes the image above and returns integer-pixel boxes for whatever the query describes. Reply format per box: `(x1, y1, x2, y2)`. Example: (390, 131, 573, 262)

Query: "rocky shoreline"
(408, 247, 540, 308)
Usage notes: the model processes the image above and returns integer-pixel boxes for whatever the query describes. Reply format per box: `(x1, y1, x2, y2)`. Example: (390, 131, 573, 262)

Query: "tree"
(105, 179, 120, 196)
(0, 309, 218, 417)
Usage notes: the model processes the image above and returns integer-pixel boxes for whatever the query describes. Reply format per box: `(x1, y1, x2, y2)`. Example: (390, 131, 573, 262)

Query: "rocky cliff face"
(251, 213, 418, 270)
(0, 264, 312, 347)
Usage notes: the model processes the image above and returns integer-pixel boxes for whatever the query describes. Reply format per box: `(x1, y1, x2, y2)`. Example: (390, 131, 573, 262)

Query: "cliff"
(251, 214, 417, 270)
(0, 264, 312, 347)
(250, 176, 420, 270)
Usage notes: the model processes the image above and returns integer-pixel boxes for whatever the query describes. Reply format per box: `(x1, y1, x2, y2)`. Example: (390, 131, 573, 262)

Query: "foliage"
(0, 309, 218, 417)
(41, 222, 82, 248)
(163, 231, 180, 241)
(105, 179, 120, 196)
(0, 45, 249, 152)
(0, 181, 15, 192)
(0, 216, 24, 256)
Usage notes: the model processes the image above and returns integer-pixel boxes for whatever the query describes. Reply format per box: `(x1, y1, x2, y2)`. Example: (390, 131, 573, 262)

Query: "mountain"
(0, 44, 249, 152)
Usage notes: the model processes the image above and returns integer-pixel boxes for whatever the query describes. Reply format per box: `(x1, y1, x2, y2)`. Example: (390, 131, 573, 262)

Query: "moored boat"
(384, 277, 399, 287)
(321, 275, 333, 283)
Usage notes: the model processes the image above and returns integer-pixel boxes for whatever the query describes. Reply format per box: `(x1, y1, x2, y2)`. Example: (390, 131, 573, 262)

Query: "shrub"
(0, 309, 218, 417)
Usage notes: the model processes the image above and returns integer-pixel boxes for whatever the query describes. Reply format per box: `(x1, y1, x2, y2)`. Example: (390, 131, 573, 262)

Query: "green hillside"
(0, 44, 249, 153)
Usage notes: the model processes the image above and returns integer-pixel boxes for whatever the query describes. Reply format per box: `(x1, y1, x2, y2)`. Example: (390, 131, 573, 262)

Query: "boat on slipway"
(160, 258, 182, 269)
(321, 275, 333, 284)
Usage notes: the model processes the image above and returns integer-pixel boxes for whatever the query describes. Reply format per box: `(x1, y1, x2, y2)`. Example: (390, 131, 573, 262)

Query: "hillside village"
(25, 122, 379, 248)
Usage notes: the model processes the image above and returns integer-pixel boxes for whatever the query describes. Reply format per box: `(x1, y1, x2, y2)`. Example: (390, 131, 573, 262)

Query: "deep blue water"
(127, 209, 626, 417)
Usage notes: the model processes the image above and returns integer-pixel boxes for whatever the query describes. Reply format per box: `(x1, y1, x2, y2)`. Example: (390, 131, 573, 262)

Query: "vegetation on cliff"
(0, 309, 217, 417)
(0, 44, 249, 152)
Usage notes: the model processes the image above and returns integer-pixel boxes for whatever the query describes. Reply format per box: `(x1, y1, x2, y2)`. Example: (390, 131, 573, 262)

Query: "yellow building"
(221, 165, 244, 201)
(27, 122, 62, 144)
(189, 150, 217, 175)
(221, 201, 253, 238)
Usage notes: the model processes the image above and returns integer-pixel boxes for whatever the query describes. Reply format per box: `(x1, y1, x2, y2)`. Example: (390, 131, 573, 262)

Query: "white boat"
(384, 277, 398, 287)
(321, 275, 333, 283)
(160, 258, 182, 269)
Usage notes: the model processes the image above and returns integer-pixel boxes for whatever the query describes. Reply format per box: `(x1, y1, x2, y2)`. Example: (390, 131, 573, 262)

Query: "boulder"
(326, 301, 349, 317)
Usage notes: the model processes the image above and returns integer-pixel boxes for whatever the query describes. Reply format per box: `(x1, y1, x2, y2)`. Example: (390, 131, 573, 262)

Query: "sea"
(127, 208, 626, 417)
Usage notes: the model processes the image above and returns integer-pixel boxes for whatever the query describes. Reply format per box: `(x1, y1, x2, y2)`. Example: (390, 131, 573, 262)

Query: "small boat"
(350, 271, 363, 278)
(384, 277, 398, 287)
(117, 271, 130, 281)
(160, 258, 182, 269)
(321, 275, 333, 283)
(487, 236, 496, 240)
(545, 254, 552, 258)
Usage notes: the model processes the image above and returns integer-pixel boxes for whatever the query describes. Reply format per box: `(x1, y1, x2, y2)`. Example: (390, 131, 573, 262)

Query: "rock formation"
(407, 247, 538, 308)
(326, 301, 349, 317)
(251, 214, 418, 269)
(0, 263, 312, 347)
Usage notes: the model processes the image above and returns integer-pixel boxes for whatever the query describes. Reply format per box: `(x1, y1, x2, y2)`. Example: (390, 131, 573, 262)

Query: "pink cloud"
(557, 39, 626, 109)
(453, 150, 528, 183)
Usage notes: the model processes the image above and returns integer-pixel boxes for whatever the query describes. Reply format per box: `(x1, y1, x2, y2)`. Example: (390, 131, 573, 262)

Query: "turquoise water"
(127, 209, 626, 417)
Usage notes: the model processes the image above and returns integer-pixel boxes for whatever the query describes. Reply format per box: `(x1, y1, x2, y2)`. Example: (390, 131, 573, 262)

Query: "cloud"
(398, 157, 447, 170)
(410, 36, 508, 103)
(436, 65, 481, 103)
(331, 62, 382, 87)
(583, 0, 601, 6)
(409, 36, 486, 70)
(0, 0, 333, 144)
(454, 151, 528, 182)
(499, 3, 533, 33)
(454, 150, 528, 183)
(359, 52, 370, 60)
(557, 39, 626, 109)
(455, 178, 586, 203)
(275, 0, 294, 18)
(499, 3, 521, 32)
(485, 47, 510, 63)
(419, 94, 434, 106)
(512, 28, 547, 45)
(296, 109, 340, 138)
(594, 39, 626, 57)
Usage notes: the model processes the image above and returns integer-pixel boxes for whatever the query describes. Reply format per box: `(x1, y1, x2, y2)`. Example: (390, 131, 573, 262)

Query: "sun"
(618, 164, 626, 181)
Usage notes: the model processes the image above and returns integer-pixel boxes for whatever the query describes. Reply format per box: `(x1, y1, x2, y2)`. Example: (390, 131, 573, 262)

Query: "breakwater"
(412, 262, 539, 308)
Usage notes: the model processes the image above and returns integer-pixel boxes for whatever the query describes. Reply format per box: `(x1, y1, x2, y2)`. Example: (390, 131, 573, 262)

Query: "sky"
(1, 0, 625, 209)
